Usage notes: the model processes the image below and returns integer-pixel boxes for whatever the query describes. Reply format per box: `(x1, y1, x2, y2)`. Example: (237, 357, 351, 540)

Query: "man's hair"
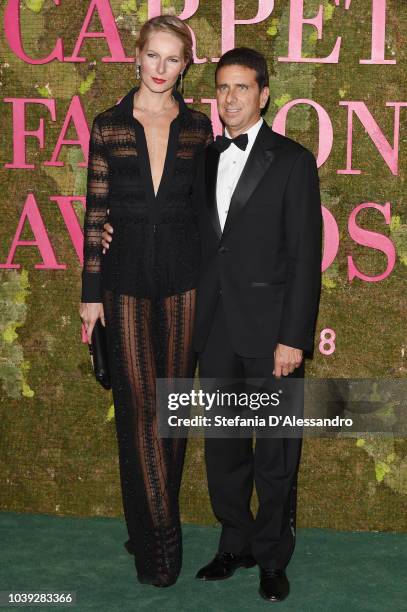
(215, 47, 269, 90)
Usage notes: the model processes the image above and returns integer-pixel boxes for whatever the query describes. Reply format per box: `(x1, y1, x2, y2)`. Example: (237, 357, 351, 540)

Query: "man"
(101, 47, 322, 603)
(192, 47, 322, 603)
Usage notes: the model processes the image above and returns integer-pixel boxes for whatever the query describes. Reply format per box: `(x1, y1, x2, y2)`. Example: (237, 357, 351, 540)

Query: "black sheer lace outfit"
(81, 86, 213, 586)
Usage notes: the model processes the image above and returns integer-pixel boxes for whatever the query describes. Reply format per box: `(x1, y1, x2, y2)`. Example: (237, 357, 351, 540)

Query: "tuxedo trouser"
(198, 295, 304, 570)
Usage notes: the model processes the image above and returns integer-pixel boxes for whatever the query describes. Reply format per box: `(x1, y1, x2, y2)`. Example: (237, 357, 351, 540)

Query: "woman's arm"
(80, 116, 110, 303)
(79, 116, 110, 343)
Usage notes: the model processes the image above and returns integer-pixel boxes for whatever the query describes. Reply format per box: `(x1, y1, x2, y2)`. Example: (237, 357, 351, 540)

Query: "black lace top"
(81, 86, 213, 302)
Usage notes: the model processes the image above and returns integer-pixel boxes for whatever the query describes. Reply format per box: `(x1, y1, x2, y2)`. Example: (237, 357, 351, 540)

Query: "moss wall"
(0, 0, 405, 530)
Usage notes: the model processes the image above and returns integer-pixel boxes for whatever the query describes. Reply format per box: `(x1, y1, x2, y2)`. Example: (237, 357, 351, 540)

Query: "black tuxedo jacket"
(192, 120, 322, 358)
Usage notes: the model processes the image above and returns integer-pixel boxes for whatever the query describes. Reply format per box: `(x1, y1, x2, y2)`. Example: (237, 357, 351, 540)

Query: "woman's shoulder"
(88, 103, 126, 145)
(91, 104, 121, 127)
(91, 86, 134, 126)
(187, 108, 212, 129)
(185, 108, 213, 143)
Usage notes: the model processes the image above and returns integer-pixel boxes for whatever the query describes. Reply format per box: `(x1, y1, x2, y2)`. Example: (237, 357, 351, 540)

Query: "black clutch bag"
(88, 318, 111, 390)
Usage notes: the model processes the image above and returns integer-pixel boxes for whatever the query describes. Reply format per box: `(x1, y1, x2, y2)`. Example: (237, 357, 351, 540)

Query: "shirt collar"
(225, 117, 264, 147)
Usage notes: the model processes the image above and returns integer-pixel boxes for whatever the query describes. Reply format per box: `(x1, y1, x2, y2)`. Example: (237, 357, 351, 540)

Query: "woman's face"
(137, 31, 186, 93)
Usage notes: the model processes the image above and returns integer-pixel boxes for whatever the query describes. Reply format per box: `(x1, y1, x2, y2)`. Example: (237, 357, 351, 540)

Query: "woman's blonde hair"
(136, 15, 193, 66)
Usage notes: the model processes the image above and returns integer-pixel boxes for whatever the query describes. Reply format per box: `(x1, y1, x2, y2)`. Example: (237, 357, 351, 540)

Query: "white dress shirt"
(216, 118, 264, 232)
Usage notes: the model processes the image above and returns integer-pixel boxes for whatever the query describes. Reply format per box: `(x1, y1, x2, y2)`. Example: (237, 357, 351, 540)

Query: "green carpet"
(0, 512, 405, 611)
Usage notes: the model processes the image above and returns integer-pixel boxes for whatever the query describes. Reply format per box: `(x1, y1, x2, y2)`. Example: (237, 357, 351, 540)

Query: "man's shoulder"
(262, 122, 316, 161)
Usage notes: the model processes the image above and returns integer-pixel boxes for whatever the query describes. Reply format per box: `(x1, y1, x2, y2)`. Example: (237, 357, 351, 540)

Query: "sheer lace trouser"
(102, 288, 196, 585)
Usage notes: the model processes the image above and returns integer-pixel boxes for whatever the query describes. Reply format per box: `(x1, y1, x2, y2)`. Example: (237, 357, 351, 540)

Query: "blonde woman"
(79, 16, 213, 587)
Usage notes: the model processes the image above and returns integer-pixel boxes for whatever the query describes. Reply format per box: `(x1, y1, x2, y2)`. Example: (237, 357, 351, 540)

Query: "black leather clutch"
(88, 318, 111, 390)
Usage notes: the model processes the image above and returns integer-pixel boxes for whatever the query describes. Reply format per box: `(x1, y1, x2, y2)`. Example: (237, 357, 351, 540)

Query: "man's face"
(215, 64, 269, 137)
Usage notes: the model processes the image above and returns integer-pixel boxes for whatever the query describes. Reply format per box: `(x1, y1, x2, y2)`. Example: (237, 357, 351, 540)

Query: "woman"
(79, 15, 213, 587)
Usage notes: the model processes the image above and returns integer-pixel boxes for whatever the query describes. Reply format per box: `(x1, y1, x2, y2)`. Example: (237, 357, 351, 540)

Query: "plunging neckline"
(132, 107, 180, 201)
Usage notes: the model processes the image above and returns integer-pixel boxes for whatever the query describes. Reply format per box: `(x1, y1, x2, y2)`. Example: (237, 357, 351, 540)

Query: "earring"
(180, 71, 184, 94)
(135, 64, 140, 80)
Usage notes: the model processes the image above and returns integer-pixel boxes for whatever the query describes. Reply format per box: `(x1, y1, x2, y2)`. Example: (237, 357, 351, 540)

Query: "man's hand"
(273, 343, 303, 377)
(102, 210, 113, 253)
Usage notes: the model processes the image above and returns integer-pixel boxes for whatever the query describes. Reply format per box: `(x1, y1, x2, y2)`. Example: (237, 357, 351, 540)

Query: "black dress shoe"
(259, 567, 289, 602)
(195, 552, 256, 580)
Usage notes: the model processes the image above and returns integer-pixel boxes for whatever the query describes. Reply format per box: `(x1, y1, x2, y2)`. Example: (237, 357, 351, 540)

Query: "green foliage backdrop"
(0, 0, 405, 531)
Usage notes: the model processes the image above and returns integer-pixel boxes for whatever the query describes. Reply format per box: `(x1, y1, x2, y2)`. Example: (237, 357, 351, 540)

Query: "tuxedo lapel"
(205, 145, 222, 239)
(221, 122, 282, 239)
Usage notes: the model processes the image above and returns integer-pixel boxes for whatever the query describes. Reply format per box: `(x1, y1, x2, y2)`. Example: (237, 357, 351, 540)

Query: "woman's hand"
(79, 302, 105, 344)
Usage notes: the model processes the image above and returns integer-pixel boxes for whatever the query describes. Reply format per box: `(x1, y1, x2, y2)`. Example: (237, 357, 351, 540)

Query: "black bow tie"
(213, 133, 249, 153)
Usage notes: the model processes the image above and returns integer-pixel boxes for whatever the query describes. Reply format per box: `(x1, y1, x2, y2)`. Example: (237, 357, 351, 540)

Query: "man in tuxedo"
(101, 47, 322, 603)
(191, 48, 322, 603)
